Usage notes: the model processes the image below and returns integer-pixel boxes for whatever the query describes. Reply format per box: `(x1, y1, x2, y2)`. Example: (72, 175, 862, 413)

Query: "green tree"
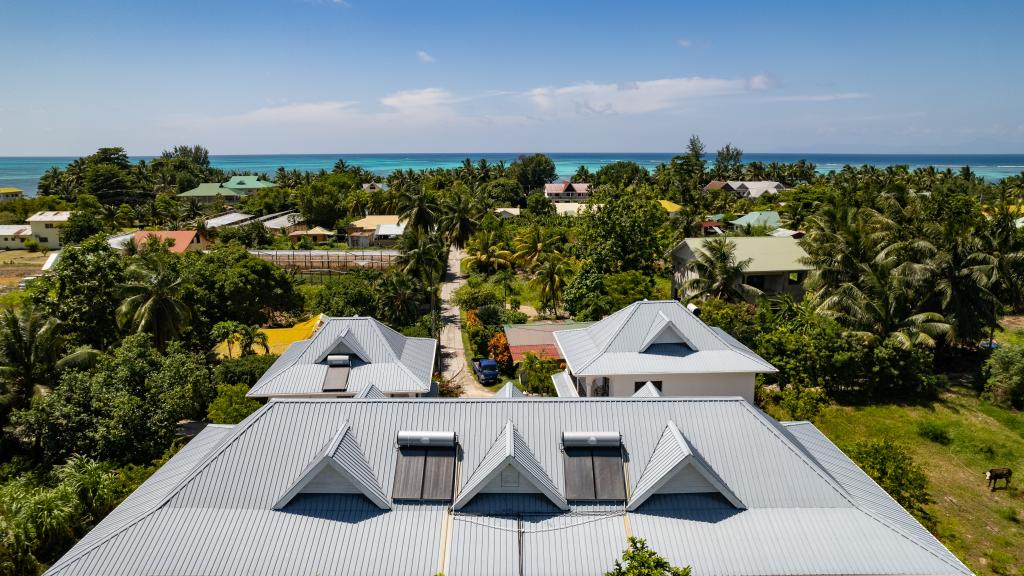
(683, 238, 762, 303)
(117, 247, 192, 351)
(437, 189, 479, 249)
(510, 154, 556, 191)
(577, 195, 666, 275)
(0, 305, 67, 409)
(206, 383, 262, 424)
(312, 273, 377, 317)
(984, 343, 1024, 409)
(710, 143, 743, 181)
(847, 439, 933, 523)
(524, 190, 555, 217)
(398, 185, 439, 235)
(606, 537, 691, 576)
(530, 253, 571, 317)
(464, 230, 513, 275)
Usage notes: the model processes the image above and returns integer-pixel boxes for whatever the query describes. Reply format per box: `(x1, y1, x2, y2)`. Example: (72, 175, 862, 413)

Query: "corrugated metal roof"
(551, 370, 578, 397)
(205, 212, 255, 228)
(673, 236, 812, 274)
(248, 317, 437, 398)
(632, 382, 663, 398)
(554, 300, 776, 377)
(493, 382, 525, 398)
(354, 384, 387, 399)
(46, 398, 969, 576)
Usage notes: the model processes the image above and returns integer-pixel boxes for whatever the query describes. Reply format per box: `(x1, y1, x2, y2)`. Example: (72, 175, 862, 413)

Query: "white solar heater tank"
(397, 431, 456, 447)
(562, 431, 621, 447)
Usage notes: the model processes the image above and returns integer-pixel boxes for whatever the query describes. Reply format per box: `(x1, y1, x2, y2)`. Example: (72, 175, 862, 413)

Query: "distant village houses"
(179, 175, 276, 205)
(670, 236, 812, 299)
(704, 180, 786, 198)
(544, 181, 590, 202)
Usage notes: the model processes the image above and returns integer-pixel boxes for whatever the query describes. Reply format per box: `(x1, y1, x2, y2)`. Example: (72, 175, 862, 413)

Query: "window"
(562, 432, 626, 501)
(392, 431, 456, 500)
(38, 237, 48, 243)
(745, 274, 766, 290)
(635, 381, 662, 393)
(45, 223, 54, 229)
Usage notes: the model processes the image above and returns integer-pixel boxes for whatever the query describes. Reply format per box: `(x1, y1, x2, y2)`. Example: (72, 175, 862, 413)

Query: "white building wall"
(606, 372, 755, 402)
(29, 222, 62, 249)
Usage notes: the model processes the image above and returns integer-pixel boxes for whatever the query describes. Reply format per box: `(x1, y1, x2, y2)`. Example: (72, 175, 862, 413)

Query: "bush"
(437, 374, 463, 397)
(517, 352, 562, 395)
(23, 238, 39, 252)
(778, 386, 828, 421)
(606, 537, 691, 576)
(500, 307, 528, 325)
(214, 354, 279, 387)
(847, 439, 933, 523)
(453, 283, 501, 310)
(916, 420, 952, 445)
(311, 273, 377, 317)
(488, 332, 513, 373)
(984, 343, 1024, 409)
(206, 384, 262, 424)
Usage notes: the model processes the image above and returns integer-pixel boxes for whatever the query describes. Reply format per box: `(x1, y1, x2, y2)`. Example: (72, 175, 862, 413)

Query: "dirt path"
(439, 248, 493, 398)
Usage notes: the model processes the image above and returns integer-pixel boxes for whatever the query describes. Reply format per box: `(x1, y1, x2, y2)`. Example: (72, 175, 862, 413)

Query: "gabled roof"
(223, 175, 276, 190)
(628, 421, 743, 510)
(26, 210, 71, 222)
(729, 210, 781, 228)
(671, 236, 812, 274)
(273, 423, 390, 510)
(453, 421, 567, 511)
(130, 230, 199, 253)
(553, 300, 776, 377)
(354, 384, 387, 399)
(348, 215, 401, 231)
(658, 199, 682, 213)
(631, 382, 663, 398)
(544, 181, 590, 194)
(178, 183, 243, 198)
(205, 212, 255, 228)
(259, 211, 304, 230)
(248, 316, 437, 398)
(44, 398, 971, 576)
(0, 224, 30, 236)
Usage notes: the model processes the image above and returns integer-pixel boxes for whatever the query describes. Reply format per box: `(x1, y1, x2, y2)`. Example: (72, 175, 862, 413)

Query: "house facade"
(346, 215, 403, 247)
(544, 181, 590, 202)
(25, 211, 71, 249)
(247, 316, 437, 399)
(670, 236, 812, 299)
(0, 187, 24, 202)
(551, 300, 776, 401)
(703, 180, 786, 198)
(44, 397, 971, 576)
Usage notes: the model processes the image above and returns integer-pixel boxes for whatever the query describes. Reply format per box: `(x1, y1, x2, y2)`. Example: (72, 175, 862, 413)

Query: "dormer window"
(392, 431, 456, 501)
(561, 432, 626, 501)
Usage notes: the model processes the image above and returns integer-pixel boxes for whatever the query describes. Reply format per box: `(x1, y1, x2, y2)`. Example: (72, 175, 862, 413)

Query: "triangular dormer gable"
(627, 421, 743, 511)
(639, 311, 695, 353)
(453, 421, 568, 511)
(318, 328, 371, 364)
(273, 423, 390, 510)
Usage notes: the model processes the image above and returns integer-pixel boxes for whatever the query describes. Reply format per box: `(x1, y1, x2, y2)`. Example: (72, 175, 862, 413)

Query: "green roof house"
(179, 176, 275, 205)
(728, 210, 781, 229)
(222, 175, 276, 193)
(669, 236, 812, 299)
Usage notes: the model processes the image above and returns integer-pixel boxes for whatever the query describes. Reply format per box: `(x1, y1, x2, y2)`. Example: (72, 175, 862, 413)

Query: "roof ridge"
(576, 301, 643, 373)
(46, 403, 278, 572)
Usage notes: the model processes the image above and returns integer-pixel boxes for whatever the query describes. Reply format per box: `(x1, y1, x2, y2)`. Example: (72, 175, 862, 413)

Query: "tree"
(524, 190, 555, 217)
(984, 343, 1024, 409)
(577, 195, 666, 275)
(711, 143, 743, 180)
(464, 230, 513, 275)
(206, 383, 262, 424)
(606, 537, 691, 576)
(117, 246, 192, 351)
(0, 305, 67, 409)
(398, 185, 439, 234)
(437, 189, 479, 249)
(513, 224, 560, 268)
(683, 238, 762, 303)
(530, 253, 571, 317)
(312, 273, 378, 317)
(847, 439, 932, 522)
(375, 270, 426, 327)
(294, 177, 348, 228)
(593, 161, 650, 188)
(510, 154, 556, 191)
(516, 352, 560, 395)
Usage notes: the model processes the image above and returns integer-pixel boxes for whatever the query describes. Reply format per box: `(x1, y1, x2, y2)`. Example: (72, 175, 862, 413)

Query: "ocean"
(1, 153, 1022, 195)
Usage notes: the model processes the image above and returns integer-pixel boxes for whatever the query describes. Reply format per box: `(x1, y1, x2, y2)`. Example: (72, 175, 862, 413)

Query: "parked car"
(472, 357, 500, 384)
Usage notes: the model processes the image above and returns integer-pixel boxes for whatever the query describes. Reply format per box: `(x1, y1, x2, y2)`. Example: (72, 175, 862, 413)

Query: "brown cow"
(986, 468, 1012, 491)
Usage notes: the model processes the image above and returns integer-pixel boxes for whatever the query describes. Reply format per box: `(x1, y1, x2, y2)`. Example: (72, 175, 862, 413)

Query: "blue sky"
(1, 0, 1021, 155)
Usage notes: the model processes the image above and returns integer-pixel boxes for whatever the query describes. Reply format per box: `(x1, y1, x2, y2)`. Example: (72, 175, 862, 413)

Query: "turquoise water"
(2, 153, 1022, 194)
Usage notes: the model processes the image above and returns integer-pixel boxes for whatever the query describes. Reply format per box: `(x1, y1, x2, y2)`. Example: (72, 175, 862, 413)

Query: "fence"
(248, 249, 401, 273)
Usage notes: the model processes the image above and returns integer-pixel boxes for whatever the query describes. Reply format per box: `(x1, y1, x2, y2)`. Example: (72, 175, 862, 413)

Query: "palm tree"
(237, 325, 269, 356)
(494, 268, 518, 308)
(0, 305, 67, 406)
(816, 258, 951, 349)
(397, 231, 447, 335)
(376, 272, 424, 327)
(464, 230, 513, 275)
(683, 238, 762, 303)
(437, 189, 480, 249)
(530, 253, 571, 317)
(512, 224, 559, 268)
(116, 251, 192, 351)
(397, 185, 438, 234)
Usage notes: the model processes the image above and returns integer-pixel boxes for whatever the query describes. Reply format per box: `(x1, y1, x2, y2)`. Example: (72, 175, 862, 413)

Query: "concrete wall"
(576, 372, 755, 402)
(29, 222, 62, 249)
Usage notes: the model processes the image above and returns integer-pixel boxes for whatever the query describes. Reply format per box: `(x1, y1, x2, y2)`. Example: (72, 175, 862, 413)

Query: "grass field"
(0, 250, 49, 293)
(771, 385, 1024, 575)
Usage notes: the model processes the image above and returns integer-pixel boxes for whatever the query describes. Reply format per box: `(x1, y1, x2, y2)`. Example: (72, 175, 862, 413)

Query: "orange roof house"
(131, 230, 207, 253)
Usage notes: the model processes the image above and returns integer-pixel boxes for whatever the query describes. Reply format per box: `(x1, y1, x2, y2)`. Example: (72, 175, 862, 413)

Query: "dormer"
(318, 328, 370, 393)
(627, 421, 743, 511)
(640, 311, 695, 354)
(453, 421, 567, 511)
(273, 423, 390, 510)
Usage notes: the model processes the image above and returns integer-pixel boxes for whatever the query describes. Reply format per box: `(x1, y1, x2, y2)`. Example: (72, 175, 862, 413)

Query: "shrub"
(916, 420, 952, 445)
(214, 354, 279, 387)
(517, 352, 562, 395)
(437, 374, 463, 398)
(488, 332, 513, 373)
(778, 386, 828, 421)
(983, 344, 1024, 409)
(452, 283, 501, 310)
(23, 238, 39, 252)
(500, 307, 528, 325)
(847, 439, 932, 522)
(606, 537, 691, 576)
(207, 384, 262, 424)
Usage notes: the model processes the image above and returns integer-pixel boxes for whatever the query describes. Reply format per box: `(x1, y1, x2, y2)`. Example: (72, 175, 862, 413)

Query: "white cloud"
(677, 38, 692, 48)
(416, 50, 434, 63)
(380, 87, 454, 116)
(748, 74, 772, 91)
(527, 76, 760, 116)
(770, 92, 869, 102)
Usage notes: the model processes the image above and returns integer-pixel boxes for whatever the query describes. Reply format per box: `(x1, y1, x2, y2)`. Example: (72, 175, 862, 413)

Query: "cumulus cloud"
(380, 87, 454, 115)
(748, 74, 772, 91)
(677, 38, 692, 48)
(770, 92, 869, 102)
(416, 50, 434, 63)
(527, 76, 760, 116)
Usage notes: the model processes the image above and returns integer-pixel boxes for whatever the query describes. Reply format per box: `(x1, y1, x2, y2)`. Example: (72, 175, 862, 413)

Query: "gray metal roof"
(632, 382, 664, 397)
(493, 382, 525, 398)
(47, 398, 969, 576)
(554, 300, 777, 377)
(248, 316, 437, 398)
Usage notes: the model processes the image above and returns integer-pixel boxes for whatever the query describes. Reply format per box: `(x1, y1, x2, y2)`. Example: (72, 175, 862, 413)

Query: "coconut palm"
(683, 237, 763, 303)
(512, 224, 559, 268)
(437, 189, 480, 249)
(376, 272, 425, 327)
(236, 325, 270, 356)
(397, 185, 438, 234)
(464, 230, 513, 275)
(116, 251, 192, 351)
(397, 231, 447, 335)
(0, 305, 67, 406)
(530, 253, 571, 317)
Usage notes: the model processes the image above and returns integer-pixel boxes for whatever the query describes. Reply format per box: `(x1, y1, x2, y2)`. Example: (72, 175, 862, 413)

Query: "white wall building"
(25, 211, 71, 250)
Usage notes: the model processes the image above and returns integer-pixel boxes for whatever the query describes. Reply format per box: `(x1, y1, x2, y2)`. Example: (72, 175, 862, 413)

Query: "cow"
(986, 468, 1012, 491)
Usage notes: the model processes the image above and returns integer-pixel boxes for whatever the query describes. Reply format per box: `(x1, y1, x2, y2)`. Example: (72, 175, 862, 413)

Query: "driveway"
(439, 248, 493, 398)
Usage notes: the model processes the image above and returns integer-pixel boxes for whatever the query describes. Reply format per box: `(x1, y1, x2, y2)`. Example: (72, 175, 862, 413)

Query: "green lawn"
(773, 386, 1023, 575)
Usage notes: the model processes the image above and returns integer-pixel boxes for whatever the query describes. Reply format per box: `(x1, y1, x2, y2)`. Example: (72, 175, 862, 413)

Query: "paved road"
(439, 248, 494, 398)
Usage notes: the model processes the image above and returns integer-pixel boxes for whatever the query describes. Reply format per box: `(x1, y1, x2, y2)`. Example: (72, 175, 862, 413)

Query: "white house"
(551, 300, 776, 401)
(25, 211, 71, 249)
(0, 225, 31, 249)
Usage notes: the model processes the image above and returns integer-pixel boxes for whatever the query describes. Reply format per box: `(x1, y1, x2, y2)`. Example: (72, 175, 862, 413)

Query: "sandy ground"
(0, 250, 49, 294)
(439, 248, 493, 398)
